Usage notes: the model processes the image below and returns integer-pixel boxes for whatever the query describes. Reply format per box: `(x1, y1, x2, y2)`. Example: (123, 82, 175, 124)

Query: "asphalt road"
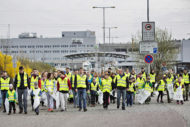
(0, 95, 188, 127)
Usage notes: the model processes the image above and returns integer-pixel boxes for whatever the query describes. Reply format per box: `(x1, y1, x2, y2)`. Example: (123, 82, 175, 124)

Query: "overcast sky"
(0, 0, 190, 43)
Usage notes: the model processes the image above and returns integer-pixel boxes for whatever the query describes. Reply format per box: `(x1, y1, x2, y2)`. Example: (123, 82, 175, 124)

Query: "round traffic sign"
(145, 24, 152, 30)
(144, 55, 153, 64)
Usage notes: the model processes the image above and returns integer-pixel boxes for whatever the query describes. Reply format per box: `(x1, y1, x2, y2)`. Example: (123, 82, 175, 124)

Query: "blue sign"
(153, 48, 158, 54)
(144, 55, 153, 64)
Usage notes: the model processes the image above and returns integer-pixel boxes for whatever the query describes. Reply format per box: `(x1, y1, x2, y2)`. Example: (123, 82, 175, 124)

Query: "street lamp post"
(105, 27, 117, 45)
(93, 6, 115, 70)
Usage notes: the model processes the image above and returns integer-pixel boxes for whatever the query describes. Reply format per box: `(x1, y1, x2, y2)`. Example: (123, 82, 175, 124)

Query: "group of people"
(0, 66, 189, 115)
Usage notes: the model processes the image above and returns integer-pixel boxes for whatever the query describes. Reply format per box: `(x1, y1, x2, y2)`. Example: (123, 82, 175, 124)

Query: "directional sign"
(140, 41, 158, 54)
(144, 55, 153, 64)
(142, 22, 155, 41)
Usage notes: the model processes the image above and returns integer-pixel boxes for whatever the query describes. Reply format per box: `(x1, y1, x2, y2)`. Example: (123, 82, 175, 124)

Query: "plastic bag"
(5, 98, 9, 114)
(33, 96, 40, 109)
(136, 89, 151, 104)
(97, 90, 103, 104)
(55, 92, 60, 110)
(174, 88, 183, 101)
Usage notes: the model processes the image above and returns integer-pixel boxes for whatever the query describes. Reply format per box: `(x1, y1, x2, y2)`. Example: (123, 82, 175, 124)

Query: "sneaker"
(36, 112, 39, 115)
(14, 110, 16, 114)
(24, 112, 27, 114)
(78, 108, 82, 111)
(122, 107, 125, 110)
(48, 108, 51, 112)
(181, 101, 184, 105)
(19, 109, 23, 114)
(50, 109, 53, 112)
(84, 108, 87, 112)
(3, 110, 6, 113)
(61, 109, 65, 112)
(117, 106, 119, 109)
(8, 113, 11, 115)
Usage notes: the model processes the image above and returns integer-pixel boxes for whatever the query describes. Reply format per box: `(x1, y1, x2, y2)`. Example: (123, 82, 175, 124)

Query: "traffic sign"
(142, 22, 155, 41)
(144, 55, 153, 64)
(140, 41, 158, 54)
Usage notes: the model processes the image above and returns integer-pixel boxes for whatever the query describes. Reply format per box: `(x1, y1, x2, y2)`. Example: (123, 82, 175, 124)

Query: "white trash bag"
(55, 92, 60, 110)
(167, 84, 174, 99)
(33, 96, 40, 109)
(97, 90, 103, 105)
(174, 87, 183, 101)
(5, 98, 9, 114)
(137, 89, 151, 104)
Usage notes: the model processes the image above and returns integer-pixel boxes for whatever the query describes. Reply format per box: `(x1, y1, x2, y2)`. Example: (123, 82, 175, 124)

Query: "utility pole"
(147, 0, 149, 22)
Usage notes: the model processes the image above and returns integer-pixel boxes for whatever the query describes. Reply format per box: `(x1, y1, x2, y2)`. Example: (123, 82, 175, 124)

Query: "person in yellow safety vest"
(166, 74, 174, 103)
(14, 66, 30, 114)
(149, 69, 156, 96)
(125, 68, 131, 79)
(6, 84, 16, 115)
(174, 76, 185, 105)
(30, 69, 41, 111)
(142, 76, 153, 104)
(71, 70, 79, 108)
(93, 72, 100, 104)
(156, 75, 167, 103)
(136, 73, 145, 91)
(115, 69, 127, 110)
(90, 77, 99, 107)
(141, 67, 147, 80)
(168, 69, 176, 81)
(44, 73, 55, 112)
(130, 69, 137, 80)
(40, 72, 48, 106)
(102, 72, 112, 110)
(183, 68, 190, 101)
(57, 71, 71, 111)
(74, 67, 89, 112)
(126, 77, 136, 107)
(66, 67, 72, 81)
(0, 71, 12, 113)
(110, 72, 116, 104)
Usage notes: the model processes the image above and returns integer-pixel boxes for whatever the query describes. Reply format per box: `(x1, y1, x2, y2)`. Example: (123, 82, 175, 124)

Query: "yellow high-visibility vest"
(58, 77, 69, 91)
(144, 82, 152, 92)
(102, 78, 112, 93)
(45, 80, 54, 92)
(30, 76, 39, 90)
(158, 80, 165, 91)
(142, 72, 146, 80)
(90, 82, 98, 91)
(71, 75, 75, 88)
(41, 79, 45, 91)
(77, 75, 87, 88)
(0, 77, 10, 90)
(136, 78, 145, 89)
(128, 83, 135, 92)
(183, 74, 189, 84)
(7, 90, 16, 101)
(166, 78, 173, 85)
(66, 72, 72, 80)
(17, 73, 28, 88)
(149, 73, 156, 83)
(116, 74, 127, 87)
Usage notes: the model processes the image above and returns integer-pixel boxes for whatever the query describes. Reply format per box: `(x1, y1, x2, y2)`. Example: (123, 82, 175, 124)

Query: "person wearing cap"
(57, 71, 71, 111)
(30, 69, 41, 111)
(142, 76, 153, 104)
(31, 82, 42, 115)
(102, 72, 112, 110)
(74, 67, 89, 112)
(115, 69, 128, 110)
(6, 84, 16, 115)
(136, 73, 145, 92)
(0, 71, 12, 113)
(156, 75, 167, 103)
(141, 67, 147, 80)
(183, 68, 190, 101)
(126, 77, 136, 106)
(14, 66, 30, 114)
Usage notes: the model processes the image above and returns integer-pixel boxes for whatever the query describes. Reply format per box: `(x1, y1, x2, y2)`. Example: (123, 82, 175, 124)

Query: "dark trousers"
(157, 91, 164, 102)
(110, 90, 115, 103)
(1, 90, 8, 111)
(151, 82, 155, 96)
(31, 95, 34, 109)
(90, 91, 96, 105)
(127, 92, 133, 106)
(18, 88, 28, 112)
(166, 89, 171, 103)
(9, 102, 16, 113)
(103, 92, 110, 108)
(184, 83, 189, 101)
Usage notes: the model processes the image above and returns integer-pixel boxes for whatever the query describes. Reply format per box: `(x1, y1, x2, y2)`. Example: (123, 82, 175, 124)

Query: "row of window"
(0, 44, 94, 49)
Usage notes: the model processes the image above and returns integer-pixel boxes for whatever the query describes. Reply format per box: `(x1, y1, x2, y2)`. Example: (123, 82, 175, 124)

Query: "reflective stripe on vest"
(0, 77, 10, 90)
(77, 75, 87, 88)
(58, 77, 69, 91)
(149, 73, 156, 83)
(45, 80, 54, 91)
(137, 78, 144, 89)
(144, 82, 152, 92)
(72, 75, 75, 88)
(166, 78, 173, 85)
(17, 73, 28, 88)
(128, 83, 134, 92)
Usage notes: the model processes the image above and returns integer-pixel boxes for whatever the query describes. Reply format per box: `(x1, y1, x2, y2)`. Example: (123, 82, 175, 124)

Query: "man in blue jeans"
(74, 68, 89, 112)
(115, 69, 128, 110)
(71, 70, 79, 108)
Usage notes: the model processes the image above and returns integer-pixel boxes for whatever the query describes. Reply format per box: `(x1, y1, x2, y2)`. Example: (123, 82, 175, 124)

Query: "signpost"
(144, 55, 153, 64)
(142, 22, 155, 41)
(140, 41, 158, 54)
